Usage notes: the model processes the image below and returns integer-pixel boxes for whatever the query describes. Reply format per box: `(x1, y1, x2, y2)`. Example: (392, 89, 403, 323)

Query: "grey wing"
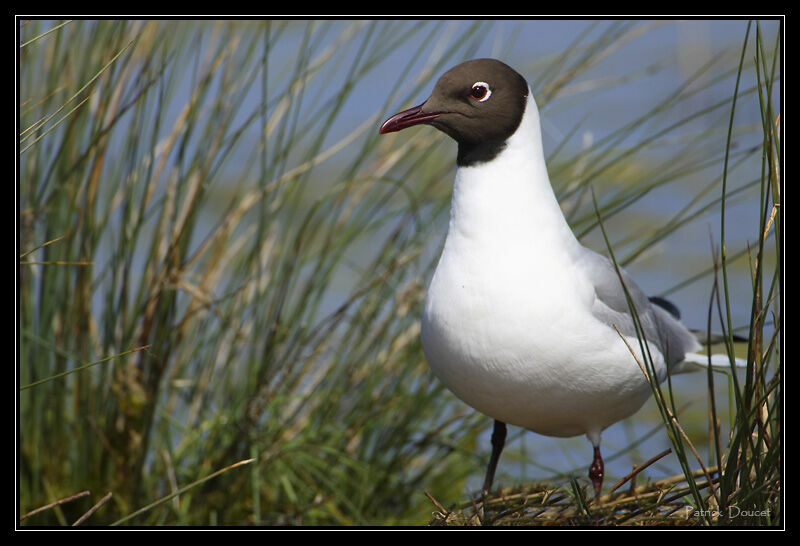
(577, 248, 701, 368)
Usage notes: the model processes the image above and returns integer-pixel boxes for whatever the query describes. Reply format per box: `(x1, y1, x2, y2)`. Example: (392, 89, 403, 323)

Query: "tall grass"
(18, 19, 780, 526)
(19, 19, 490, 525)
(608, 21, 781, 526)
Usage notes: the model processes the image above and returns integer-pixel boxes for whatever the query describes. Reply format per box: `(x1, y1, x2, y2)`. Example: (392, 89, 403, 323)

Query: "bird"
(378, 58, 746, 499)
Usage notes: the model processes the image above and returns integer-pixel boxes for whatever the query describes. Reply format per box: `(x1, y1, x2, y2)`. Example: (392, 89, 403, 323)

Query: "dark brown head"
(379, 59, 529, 166)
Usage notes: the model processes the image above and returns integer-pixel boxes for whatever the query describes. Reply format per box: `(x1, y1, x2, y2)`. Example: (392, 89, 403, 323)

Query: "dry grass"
(425, 465, 777, 527)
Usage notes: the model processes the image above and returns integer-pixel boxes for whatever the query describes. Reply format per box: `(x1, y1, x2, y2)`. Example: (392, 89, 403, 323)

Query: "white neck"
(445, 89, 580, 258)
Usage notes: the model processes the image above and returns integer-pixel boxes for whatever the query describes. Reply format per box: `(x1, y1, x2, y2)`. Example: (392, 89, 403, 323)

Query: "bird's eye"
(470, 82, 491, 102)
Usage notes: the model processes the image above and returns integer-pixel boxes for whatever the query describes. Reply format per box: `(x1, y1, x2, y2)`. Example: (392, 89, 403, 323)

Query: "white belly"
(420, 242, 657, 438)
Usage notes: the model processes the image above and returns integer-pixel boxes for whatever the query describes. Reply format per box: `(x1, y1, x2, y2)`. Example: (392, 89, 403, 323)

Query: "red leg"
(588, 445, 604, 498)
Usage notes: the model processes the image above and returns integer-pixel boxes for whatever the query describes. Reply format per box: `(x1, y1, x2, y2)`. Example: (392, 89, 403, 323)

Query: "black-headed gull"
(379, 58, 743, 498)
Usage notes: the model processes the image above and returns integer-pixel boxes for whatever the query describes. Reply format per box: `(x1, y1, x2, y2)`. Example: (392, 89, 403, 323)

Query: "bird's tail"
(673, 352, 748, 374)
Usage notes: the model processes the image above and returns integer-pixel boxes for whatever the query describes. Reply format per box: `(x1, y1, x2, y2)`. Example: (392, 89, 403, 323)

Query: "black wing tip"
(648, 296, 681, 320)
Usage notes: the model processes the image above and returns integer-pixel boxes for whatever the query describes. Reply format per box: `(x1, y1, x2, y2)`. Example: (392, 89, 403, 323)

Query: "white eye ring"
(470, 81, 492, 102)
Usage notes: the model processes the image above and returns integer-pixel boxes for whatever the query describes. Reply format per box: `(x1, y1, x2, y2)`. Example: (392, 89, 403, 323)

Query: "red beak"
(379, 103, 442, 134)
